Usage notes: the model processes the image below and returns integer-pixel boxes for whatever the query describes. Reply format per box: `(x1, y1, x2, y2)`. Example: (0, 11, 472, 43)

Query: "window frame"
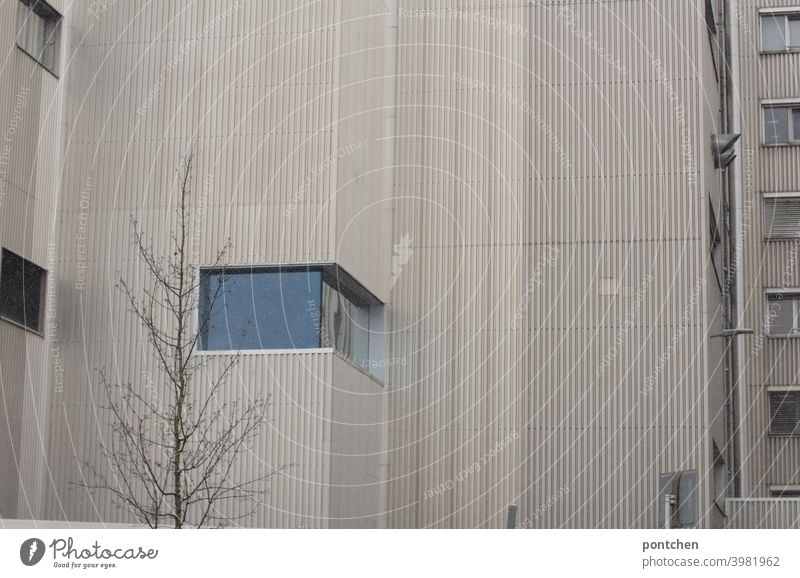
(762, 101, 800, 146)
(195, 263, 383, 368)
(0, 248, 47, 335)
(763, 192, 800, 240)
(15, 0, 62, 77)
(196, 264, 328, 354)
(768, 387, 800, 436)
(769, 485, 800, 497)
(766, 290, 800, 338)
(760, 7, 800, 53)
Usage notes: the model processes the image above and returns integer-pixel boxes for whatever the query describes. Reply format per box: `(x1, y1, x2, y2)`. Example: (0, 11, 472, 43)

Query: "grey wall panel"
(389, 0, 723, 528)
(329, 355, 388, 528)
(41, 0, 388, 527)
(726, 498, 800, 528)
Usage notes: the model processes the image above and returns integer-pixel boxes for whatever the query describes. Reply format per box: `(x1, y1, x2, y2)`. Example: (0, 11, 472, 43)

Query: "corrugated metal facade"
(37, 0, 393, 527)
(388, 0, 726, 528)
(9, 0, 797, 529)
(728, 0, 800, 529)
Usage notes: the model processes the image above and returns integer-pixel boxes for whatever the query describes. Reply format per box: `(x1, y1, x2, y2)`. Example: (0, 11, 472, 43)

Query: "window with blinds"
(764, 195, 800, 239)
(769, 390, 800, 435)
(767, 293, 800, 336)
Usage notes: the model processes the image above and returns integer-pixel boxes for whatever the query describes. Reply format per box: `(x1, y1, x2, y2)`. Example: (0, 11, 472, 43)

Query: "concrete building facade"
(0, 0, 796, 528)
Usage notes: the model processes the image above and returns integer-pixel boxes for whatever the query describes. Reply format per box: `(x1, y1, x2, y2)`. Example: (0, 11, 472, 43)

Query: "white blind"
(764, 197, 800, 238)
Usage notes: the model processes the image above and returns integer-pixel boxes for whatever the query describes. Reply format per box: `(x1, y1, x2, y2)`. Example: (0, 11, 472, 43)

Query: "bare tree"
(80, 153, 275, 528)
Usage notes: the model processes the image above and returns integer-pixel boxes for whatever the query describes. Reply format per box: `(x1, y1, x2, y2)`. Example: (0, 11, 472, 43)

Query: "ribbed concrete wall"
(737, 0, 800, 498)
(42, 0, 392, 527)
(388, 0, 726, 528)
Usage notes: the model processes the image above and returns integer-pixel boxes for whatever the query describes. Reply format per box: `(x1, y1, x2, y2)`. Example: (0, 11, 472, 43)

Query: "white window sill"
(760, 48, 800, 55)
(196, 347, 335, 356)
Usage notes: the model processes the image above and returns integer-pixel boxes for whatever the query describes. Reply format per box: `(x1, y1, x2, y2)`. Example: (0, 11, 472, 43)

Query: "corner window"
(763, 103, 800, 145)
(321, 279, 371, 368)
(769, 389, 800, 435)
(764, 194, 800, 239)
(0, 249, 46, 333)
(16, 0, 61, 76)
(761, 10, 800, 52)
(198, 264, 384, 375)
(767, 292, 800, 336)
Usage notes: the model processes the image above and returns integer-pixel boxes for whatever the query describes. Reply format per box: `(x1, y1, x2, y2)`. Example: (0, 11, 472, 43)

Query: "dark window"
(0, 249, 46, 332)
(16, 0, 61, 75)
(769, 488, 800, 498)
(709, 200, 724, 289)
(769, 390, 800, 435)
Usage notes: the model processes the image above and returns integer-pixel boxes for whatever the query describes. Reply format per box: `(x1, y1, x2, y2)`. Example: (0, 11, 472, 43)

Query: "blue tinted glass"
(200, 269, 321, 351)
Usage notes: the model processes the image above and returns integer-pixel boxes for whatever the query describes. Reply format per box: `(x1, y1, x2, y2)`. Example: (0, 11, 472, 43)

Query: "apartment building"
(0, 0, 797, 529)
(725, 0, 800, 528)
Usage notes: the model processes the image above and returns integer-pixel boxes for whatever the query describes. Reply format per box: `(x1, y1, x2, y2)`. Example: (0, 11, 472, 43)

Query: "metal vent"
(769, 391, 800, 435)
(764, 196, 800, 239)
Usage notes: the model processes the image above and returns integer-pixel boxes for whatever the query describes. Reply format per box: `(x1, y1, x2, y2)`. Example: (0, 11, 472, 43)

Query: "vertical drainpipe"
(728, 0, 748, 497)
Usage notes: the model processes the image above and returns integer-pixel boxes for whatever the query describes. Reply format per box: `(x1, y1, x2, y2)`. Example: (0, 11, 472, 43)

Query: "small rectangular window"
(763, 195, 800, 239)
(763, 105, 800, 145)
(761, 10, 800, 52)
(0, 249, 46, 333)
(767, 292, 800, 336)
(16, 0, 61, 76)
(769, 390, 800, 435)
(769, 486, 800, 497)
